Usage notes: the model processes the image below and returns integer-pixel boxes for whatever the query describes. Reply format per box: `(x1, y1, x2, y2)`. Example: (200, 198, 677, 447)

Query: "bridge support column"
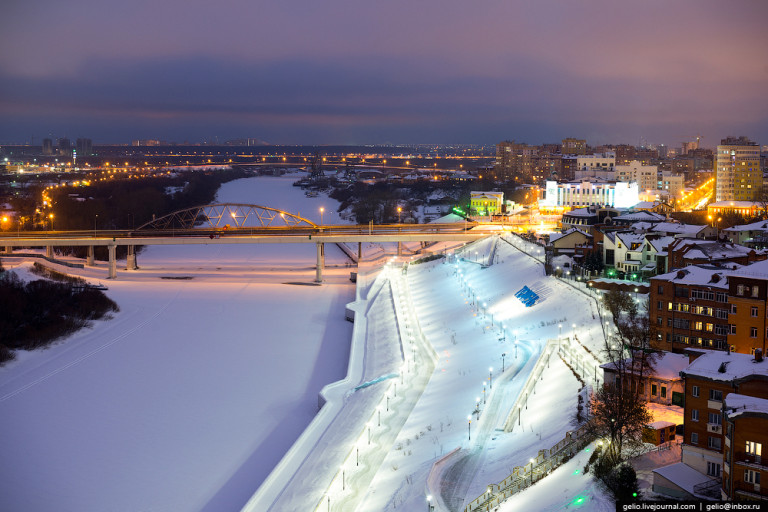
(108, 244, 117, 279)
(46, 245, 53, 258)
(397, 241, 402, 257)
(126, 245, 137, 270)
(86, 246, 95, 266)
(315, 242, 324, 283)
(358, 242, 362, 263)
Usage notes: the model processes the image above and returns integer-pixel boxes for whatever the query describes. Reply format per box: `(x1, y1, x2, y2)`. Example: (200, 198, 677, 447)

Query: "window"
(667, 317, 672, 327)
(661, 386, 667, 398)
(692, 409, 699, 421)
(707, 462, 721, 477)
(657, 301, 662, 310)
(657, 317, 663, 326)
(717, 292, 728, 302)
(692, 385, 700, 397)
(709, 389, 723, 401)
(745, 469, 761, 485)
(708, 436, 722, 450)
(652, 384, 657, 396)
(708, 412, 722, 425)
(751, 327, 758, 338)
(737, 284, 745, 296)
(731, 304, 738, 314)
(691, 432, 699, 444)
(695, 321, 704, 331)
(746, 441, 762, 457)
(730, 324, 737, 335)
(752, 306, 759, 317)
(753, 286, 760, 297)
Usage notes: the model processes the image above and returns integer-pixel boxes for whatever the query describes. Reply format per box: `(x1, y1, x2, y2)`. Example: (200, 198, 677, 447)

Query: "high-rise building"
(57, 138, 72, 157)
(561, 138, 587, 155)
(42, 138, 53, 156)
(715, 136, 761, 202)
(495, 141, 536, 183)
(76, 138, 93, 156)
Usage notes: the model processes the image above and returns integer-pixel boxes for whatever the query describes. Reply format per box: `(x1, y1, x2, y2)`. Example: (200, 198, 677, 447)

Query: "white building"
(539, 180, 639, 209)
(615, 160, 657, 193)
(573, 153, 616, 180)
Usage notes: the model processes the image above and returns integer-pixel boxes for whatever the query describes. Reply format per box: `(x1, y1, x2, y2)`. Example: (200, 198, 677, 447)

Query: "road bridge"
(0, 203, 491, 281)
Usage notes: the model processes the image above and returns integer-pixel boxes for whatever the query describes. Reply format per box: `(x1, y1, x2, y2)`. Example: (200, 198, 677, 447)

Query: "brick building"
(649, 266, 732, 353)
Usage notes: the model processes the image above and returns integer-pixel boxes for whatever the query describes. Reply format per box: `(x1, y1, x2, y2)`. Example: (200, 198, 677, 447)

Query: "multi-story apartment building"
(650, 266, 732, 353)
(615, 160, 658, 193)
(495, 141, 536, 183)
(678, 350, 768, 500)
(715, 136, 761, 202)
(573, 153, 616, 180)
(727, 260, 768, 355)
(723, 391, 768, 500)
(561, 138, 587, 155)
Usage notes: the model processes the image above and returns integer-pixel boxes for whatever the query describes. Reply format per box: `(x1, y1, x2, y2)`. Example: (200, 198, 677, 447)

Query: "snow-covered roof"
(652, 265, 732, 289)
(549, 228, 590, 243)
(725, 393, 768, 419)
(653, 462, 715, 496)
(729, 259, 768, 279)
(601, 352, 689, 381)
(432, 213, 465, 223)
(649, 222, 707, 236)
(681, 350, 768, 382)
(672, 239, 753, 259)
(723, 220, 768, 233)
(648, 420, 676, 429)
(709, 200, 760, 208)
(563, 207, 596, 217)
(613, 211, 665, 222)
(615, 231, 645, 247)
(647, 236, 675, 253)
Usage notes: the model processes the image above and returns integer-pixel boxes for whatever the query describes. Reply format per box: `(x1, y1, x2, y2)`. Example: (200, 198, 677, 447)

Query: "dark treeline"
(0, 271, 120, 364)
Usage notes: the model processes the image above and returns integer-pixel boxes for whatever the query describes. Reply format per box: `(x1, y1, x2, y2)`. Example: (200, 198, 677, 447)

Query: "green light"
(572, 469, 580, 475)
(584, 448, 590, 452)
(571, 495, 586, 506)
(632, 493, 638, 498)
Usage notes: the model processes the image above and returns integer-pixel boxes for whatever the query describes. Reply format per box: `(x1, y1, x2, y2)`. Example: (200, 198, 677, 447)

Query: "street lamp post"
(482, 382, 486, 404)
(467, 415, 471, 441)
(341, 465, 345, 491)
(502, 353, 506, 373)
(320, 207, 324, 225)
(397, 206, 402, 223)
(367, 422, 372, 445)
(427, 494, 433, 511)
(94, 214, 98, 237)
(48, 213, 54, 230)
(489, 367, 493, 389)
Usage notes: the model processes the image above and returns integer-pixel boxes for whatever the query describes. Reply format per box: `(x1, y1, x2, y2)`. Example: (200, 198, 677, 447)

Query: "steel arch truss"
(135, 204, 317, 230)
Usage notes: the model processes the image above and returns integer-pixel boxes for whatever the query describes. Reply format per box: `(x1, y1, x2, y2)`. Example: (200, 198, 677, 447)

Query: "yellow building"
(470, 191, 504, 216)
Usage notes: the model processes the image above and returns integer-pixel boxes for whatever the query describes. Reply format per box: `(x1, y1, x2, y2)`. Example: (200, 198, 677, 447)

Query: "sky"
(1, 0, 767, 146)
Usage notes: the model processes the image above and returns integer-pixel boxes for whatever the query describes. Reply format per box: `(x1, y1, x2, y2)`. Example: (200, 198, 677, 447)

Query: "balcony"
(707, 423, 722, 434)
(734, 481, 767, 499)
(734, 451, 765, 468)
(708, 399, 722, 410)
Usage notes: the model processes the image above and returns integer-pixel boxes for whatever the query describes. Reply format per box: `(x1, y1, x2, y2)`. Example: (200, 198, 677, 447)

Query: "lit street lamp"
(467, 415, 472, 441)
(320, 207, 325, 225)
(397, 206, 402, 223)
(482, 381, 487, 404)
(427, 494, 434, 511)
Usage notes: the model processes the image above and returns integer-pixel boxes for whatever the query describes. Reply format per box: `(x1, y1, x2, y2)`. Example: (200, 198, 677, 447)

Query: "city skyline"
(1, 0, 767, 145)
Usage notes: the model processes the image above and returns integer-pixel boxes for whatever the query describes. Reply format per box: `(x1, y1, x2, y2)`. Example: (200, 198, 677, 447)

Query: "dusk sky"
(1, 0, 767, 146)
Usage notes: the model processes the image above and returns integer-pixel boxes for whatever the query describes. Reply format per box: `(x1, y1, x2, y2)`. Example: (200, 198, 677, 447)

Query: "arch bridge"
(136, 204, 317, 231)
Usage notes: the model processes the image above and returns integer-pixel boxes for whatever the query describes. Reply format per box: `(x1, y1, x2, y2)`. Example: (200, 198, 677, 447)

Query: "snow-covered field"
(0, 175, 357, 511)
(1, 174, 620, 512)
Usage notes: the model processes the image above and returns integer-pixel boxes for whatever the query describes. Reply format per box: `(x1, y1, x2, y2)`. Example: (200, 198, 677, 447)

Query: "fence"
(463, 423, 592, 512)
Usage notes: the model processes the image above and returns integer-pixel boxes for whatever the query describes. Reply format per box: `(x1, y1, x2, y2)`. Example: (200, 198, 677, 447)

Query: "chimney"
(756, 348, 763, 362)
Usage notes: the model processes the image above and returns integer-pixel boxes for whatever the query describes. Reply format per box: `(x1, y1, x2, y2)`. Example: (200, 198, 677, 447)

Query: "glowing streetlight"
(397, 206, 402, 223)
(320, 207, 325, 225)
(467, 415, 472, 440)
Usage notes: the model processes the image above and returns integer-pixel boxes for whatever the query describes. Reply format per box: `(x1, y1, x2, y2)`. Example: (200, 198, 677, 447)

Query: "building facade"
(715, 136, 761, 202)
